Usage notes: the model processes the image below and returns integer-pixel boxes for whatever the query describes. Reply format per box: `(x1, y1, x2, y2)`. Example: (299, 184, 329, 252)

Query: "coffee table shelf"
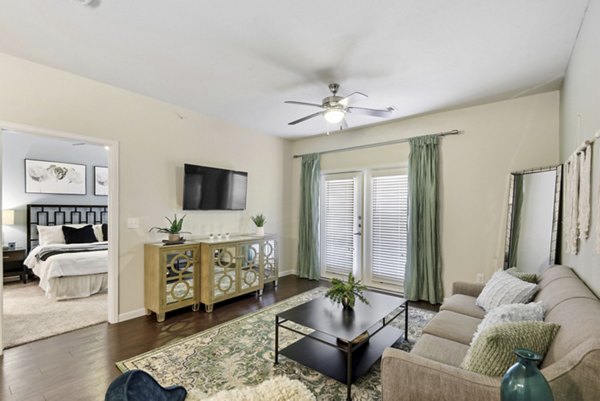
(279, 325, 402, 383)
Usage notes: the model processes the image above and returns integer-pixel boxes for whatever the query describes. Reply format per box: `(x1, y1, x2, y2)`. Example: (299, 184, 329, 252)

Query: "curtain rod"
(292, 129, 462, 159)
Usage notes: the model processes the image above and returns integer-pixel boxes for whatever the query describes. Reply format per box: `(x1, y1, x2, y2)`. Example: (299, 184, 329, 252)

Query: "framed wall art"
(94, 166, 108, 196)
(25, 159, 86, 195)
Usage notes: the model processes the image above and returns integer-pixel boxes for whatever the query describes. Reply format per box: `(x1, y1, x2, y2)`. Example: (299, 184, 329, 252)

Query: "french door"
(321, 168, 408, 292)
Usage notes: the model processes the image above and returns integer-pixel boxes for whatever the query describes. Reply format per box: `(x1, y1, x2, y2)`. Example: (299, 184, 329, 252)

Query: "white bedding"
(24, 242, 108, 299)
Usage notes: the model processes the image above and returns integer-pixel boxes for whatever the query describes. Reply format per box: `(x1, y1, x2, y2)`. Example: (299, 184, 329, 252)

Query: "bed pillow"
(102, 223, 108, 241)
(476, 270, 539, 312)
(93, 224, 105, 241)
(62, 225, 98, 244)
(470, 301, 545, 344)
(506, 267, 538, 284)
(37, 225, 66, 245)
(461, 321, 560, 376)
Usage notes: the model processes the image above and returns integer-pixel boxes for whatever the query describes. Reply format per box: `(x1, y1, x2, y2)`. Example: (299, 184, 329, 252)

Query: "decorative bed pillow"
(471, 301, 545, 344)
(93, 224, 105, 241)
(476, 271, 539, 312)
(62, 224, 98, 244)
(461, 321, 560, 376)
(102, 223, 108, 241)
(507, 267, 537, 283)
(37, 225, 66, 245)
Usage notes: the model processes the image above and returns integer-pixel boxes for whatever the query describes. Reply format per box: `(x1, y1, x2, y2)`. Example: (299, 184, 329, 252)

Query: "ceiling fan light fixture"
(324, 109, 345, 124)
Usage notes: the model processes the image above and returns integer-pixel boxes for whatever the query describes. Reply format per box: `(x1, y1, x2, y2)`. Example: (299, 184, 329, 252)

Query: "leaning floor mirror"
(504, 165, 562, 274)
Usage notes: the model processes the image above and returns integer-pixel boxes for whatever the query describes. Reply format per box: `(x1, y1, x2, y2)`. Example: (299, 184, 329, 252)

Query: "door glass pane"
(323, 177, 356, 276)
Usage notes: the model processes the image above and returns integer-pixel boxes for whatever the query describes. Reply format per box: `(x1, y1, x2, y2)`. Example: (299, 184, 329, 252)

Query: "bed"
(23, 204, 109, 300)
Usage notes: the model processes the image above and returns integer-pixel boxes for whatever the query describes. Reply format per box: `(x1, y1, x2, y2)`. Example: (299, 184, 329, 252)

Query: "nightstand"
(3, 248, 28, 283)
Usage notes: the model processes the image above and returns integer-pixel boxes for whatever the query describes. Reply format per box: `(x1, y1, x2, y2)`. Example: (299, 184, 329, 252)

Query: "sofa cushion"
(411, 334, 469, 367)
(470, 302, 545, 344)
(440, 294, 485, 319)
(422, 310, 481, 345)
(537, 265, 578, 289)
(460, 321, 560, 376)
(476, 271, 538, 312)
(534, 276, 598, 313)
(541, 297, 600, 368)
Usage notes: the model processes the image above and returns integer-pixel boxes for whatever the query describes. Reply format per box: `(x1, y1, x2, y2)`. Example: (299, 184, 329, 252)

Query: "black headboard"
(27, 204, 108, 252)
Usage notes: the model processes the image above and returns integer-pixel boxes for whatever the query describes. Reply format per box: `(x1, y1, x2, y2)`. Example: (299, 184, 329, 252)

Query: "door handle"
(353, 232, 362, 236)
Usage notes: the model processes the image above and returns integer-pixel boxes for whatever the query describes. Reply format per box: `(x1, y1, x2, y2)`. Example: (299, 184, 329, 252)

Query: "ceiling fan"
(285, 83, 395, 131)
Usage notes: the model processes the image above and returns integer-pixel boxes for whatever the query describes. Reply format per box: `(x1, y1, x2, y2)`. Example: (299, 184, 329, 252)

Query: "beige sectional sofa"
(381, 265, 600, 401)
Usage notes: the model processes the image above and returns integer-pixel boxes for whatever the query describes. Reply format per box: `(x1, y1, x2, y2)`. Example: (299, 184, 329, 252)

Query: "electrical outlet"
(127, 217, 139, 229)
(476, 273, 485, 284)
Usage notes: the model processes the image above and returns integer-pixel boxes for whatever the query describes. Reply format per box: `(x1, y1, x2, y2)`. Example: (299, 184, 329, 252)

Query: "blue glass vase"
(501, 348, 554, 401)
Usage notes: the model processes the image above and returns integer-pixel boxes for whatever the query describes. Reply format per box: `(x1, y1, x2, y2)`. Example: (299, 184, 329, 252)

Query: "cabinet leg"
(157, 313, 165, 322)
(205, 304, 214, 313)
(257, 289, 263, 297)
(274, 279, 278, 287)
(145, 309, 152, 316)
(192, 303, 200, 312)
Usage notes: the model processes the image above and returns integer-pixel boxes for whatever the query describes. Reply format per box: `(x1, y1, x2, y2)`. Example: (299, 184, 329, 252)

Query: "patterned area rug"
(117, 287, 435, 400)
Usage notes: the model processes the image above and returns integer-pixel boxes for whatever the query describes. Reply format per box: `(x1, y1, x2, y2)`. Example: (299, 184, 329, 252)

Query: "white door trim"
(0, 121, 120, 354)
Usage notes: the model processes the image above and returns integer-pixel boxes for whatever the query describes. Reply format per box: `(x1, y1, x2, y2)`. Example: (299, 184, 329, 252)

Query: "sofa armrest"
(381, 348, 501, 401)
(452, 281, 485, 297)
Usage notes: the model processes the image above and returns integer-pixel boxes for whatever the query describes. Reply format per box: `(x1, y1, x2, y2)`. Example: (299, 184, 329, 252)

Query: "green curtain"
(297, 153, 321, 280)
(508, 174, 524, 268)
(405, 135, 444, 304)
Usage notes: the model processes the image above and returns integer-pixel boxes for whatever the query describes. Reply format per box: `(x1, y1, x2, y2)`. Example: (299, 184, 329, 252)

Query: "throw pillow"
(461, 321, 560, 376)
(507, 267, 537, 283)
(102, 223, 108, 242)
(476, 271, 539, 312)
(470, 301, 545, 344)
(37, 225, 66, 245)
(62, 225, 98, 244)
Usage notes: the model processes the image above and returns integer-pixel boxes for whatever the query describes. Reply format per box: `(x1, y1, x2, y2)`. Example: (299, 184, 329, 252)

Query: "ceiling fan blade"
(288, 111, 323, 125)
(284, 101, 324, 109)
(347, 106, 394, 118)
(340, 119, 349, 130)
(339, 92, 367, 106)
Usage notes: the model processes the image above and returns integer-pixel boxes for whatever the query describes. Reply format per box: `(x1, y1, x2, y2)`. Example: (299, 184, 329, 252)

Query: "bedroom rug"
(117, 287, 435, 400)
(2, 281, 107, 348)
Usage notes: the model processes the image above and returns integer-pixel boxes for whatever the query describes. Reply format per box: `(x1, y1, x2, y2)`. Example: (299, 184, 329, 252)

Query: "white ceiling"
(0, 0, 589, 138)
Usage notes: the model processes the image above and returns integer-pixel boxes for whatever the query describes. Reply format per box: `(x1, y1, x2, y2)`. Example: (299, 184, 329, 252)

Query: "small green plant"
(325, 272, 370, 308)
(251, 214, 266, 227)
(149, 214, 190, 234)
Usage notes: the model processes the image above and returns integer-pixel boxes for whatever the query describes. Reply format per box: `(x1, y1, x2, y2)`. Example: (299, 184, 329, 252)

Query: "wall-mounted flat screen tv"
(183, 163, 248, 210)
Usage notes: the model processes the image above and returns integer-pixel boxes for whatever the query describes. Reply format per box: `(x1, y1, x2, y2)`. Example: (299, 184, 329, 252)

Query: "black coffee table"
(274, 290, 408, 401)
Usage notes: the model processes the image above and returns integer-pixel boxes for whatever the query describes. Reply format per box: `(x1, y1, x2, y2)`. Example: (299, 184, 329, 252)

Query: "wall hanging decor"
(25, 159, 86, 195)
(94, 166, 108, 196)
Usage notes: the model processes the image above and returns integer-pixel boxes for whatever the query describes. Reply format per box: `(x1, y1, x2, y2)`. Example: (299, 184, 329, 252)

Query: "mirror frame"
(503, 165, 562, 270)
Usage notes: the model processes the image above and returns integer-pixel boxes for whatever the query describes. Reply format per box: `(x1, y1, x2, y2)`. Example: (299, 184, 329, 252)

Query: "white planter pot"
(256, 226, 265, 236)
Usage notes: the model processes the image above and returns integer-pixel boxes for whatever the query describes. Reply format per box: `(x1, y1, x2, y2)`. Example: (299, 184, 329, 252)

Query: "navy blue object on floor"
(105, 370, 187, 401)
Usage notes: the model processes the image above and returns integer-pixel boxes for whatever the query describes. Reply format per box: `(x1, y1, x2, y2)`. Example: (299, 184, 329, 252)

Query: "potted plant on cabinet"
(325, 272, 370, 309)
(149, 214, 190, 242)
(251, 214, 266, 236)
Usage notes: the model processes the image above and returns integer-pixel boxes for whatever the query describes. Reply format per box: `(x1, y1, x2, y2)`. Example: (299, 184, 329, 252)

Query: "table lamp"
(3, 209, 15, 250)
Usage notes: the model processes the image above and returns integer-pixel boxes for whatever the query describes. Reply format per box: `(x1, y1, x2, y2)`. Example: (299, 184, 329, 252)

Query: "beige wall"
(559, 0, 600, 295)
(0, 52, 293, 316)
(290, 92, 560, 297)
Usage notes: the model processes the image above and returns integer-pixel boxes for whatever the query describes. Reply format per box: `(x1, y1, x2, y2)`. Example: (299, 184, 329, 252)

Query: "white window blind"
(324, 178, 356, 276)
(370, 174, 408, 285)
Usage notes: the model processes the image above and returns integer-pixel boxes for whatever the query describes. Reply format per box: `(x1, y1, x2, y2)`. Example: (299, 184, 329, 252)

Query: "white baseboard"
(118, 307, 147, 322)
(278, 269, 296, 277)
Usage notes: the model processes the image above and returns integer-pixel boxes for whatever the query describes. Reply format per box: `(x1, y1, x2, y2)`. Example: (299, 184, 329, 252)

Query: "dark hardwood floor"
(0, 276, 438, 401)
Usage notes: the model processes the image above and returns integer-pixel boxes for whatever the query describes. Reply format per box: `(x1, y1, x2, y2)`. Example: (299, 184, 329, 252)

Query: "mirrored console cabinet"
(199, 235, 278, 312)
(144, 235, 278, 321)
(144, 242, 201, 322)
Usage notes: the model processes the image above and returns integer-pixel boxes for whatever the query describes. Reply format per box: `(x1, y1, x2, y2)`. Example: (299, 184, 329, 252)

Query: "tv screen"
(183, 164, 248, 210)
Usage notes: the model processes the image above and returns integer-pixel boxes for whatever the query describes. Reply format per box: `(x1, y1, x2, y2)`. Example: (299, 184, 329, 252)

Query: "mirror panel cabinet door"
(504, 165, 562, 274)
(212, 246, 238, 300)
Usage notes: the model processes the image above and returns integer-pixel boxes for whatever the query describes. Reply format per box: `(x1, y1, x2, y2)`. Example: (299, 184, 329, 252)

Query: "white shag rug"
(187, 376, 315, 401)
(3, 281, 107, 348)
